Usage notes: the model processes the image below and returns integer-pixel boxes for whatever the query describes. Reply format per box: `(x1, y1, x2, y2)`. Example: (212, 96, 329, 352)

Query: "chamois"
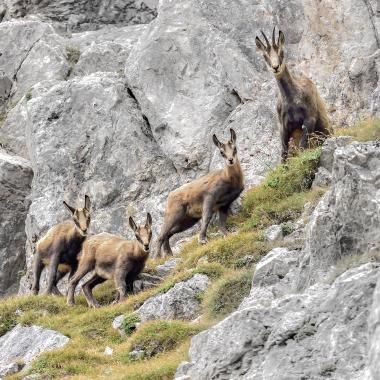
(67, 213, 152, 308)
(155, 129, 244, 258)
(32, 195, 91, 295)
(255, 28, 331, 161)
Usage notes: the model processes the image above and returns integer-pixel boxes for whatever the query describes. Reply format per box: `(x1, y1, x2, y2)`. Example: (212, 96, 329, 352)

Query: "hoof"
(67, 301, 75, 307)
(198, 237, 208, 245)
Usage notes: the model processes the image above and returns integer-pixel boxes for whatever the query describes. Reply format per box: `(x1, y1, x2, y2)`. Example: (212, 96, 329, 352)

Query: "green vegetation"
(203, 270, 253, 320)
(121, 313, 141, 336)
(335, 118, 380, 142)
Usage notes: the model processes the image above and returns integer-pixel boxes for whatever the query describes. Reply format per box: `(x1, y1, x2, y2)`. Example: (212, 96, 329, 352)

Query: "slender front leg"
(31, 253, 43, 295)
(218, 204, 231, 236)
(281, 125, 290, 163)
(199, 196, 214, 244)
(300, 117, 316, 150)
(46, 252, 60, 295)
(114, 261, 133, 303)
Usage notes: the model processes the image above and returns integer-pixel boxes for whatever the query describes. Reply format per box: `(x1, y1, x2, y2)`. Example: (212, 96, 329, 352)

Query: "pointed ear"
(278, 31, 285, 48)
(129, 216, 137, 232)
(63, 201, 75, 215)
(213, 134, 222, 148)
(255, 36, 266, 52)
(230, 128, 236, 143)
(84, 195, 91, 211)
(146, 213, 152, 228)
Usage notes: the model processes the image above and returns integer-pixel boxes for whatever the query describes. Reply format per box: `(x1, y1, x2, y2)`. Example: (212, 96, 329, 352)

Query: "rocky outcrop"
(1, 0, 158, 32)
(175, 141, 380, 379)
(0, 324, 69, 377)
(137, 274, 210, 322)
(298, 141, 380, 288)
(0, 151, 33, 296)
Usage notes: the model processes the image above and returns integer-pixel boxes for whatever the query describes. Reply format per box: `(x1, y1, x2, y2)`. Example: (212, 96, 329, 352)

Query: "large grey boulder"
(0, 20, 69, 102)
(175, 263, 379, 380)
(13, 72, 179, 293)
(298, 142, 380, 289)
(0, 151, 33, 296)
(0, 324, 69, 377)
(2, 0, 158, 32)
(369, 272, 380, 380)
(137, 274, 210, 322)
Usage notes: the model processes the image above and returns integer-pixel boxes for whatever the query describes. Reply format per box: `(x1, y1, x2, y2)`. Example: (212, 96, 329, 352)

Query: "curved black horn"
(260, 30, 270, 50)
(272, 26, 277, 48)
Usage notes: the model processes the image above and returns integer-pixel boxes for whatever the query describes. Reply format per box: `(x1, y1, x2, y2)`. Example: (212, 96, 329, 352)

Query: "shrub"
(122, 313, 141, 336)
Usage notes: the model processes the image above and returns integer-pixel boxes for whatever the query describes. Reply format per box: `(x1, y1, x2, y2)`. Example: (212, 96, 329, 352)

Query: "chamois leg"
(300, 118, 316, 150)
(67, 260, 93, 306)
(45, 252, 60, 295)
(31, 253, 43, 295)
(51, 270, 66, 296)
(199, 197, 214, 244)
(114, 261, 133, 304)
(281, 126, 290, 162)
(82, 273, 105, 308)
(218, 204, 231, 236)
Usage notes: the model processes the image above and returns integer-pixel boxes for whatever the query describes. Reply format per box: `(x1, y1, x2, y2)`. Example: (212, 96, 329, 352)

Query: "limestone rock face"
(298, 141, 380, 288)
(2, 0, 158, 32)
(137, 274, 210, 322)
(13, 73, 179, 293)
(0, 324, 69, 377)
(0, 151, 33, 296)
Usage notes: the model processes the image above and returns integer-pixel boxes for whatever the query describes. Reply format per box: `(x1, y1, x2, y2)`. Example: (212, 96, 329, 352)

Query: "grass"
(335, 118, 380, 142)
(203, 270, 253, 320)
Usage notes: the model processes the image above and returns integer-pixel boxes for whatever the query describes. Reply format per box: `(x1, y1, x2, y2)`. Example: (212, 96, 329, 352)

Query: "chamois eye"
(233, 148, 237, 154)
(220, 151, 226, 158)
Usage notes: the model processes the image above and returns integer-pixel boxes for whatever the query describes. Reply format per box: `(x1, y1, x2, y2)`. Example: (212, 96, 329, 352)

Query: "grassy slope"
(2, 119, 378, 379)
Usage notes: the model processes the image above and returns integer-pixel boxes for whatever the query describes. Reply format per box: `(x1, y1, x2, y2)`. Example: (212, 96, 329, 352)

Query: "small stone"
(128, 350, 145, 361)
(112, 315, 125, 336)
(104, 347, 113, 356)
(264, 225, 283, 241)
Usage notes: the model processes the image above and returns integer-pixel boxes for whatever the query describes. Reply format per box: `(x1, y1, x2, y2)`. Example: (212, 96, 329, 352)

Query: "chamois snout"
(212, 128, 238, 167)
(63, 195, 91, 234)
(255, 27, 285, 74)
(129, 213, 153, 253)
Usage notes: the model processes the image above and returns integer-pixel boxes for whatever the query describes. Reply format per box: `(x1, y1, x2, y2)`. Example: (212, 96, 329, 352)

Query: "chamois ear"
(84, 195, 91, 211)
(255, 36, 266, 52)
(63, 201, 75, 215)
(129, 216, 137, 232)
(278, 30, 285, 48)
(146, 213, 152, 228)
(212, 134, 222, 148)
(230, 128, 236, 143)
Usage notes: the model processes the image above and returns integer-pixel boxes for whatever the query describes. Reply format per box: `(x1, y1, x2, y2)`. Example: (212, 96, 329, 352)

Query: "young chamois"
(32, 195, 91, 295)
(67, 213, 152, 308)
(255, 28, 331, 161)
(155, 129, 244, 258)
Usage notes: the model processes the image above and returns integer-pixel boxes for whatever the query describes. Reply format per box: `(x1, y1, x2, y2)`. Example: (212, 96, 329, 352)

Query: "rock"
(0, 324, 69, 376)
(312, 166, 332, 188)
(11, 72, 179, 294)
(112, 315, 125, 334)
(175, 263, 379, 380)
(0, 20, 69, 102)
(155, 259, 179, 277)
(0, 151, 33, 296)
(2, 0, 158, 32)
(137, 274, 210, 322)
(133, 273, 163, 293)
(104, 346, 113, 356)
(264, 225, 283, 242)
(369, 272, 380, 380)
(0, 73, 12, 111)
(298, 142, 380, 289)
(128, 350, 145, 361)
(71, 25, 147, 76)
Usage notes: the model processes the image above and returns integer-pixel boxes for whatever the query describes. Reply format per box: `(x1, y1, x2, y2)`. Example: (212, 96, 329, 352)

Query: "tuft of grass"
(203, 270, 253, 320)
(66, 45, 81, 65)
(121, 313, 141, 336)
(335, 118, 380, 142)
(125, 320, 202, 359)
(193, 261, 226, 279)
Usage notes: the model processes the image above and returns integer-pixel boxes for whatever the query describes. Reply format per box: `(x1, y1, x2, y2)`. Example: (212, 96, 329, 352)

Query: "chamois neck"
(275, 64, 297, 99)
(224, 159, 244, 188)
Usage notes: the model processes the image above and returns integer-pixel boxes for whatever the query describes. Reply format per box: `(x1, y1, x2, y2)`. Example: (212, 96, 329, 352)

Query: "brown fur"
(32, 195, 91, 295)
(67, 213, 152, 308)
(155, 129, 244, 258)
(256, 28, 331, 161)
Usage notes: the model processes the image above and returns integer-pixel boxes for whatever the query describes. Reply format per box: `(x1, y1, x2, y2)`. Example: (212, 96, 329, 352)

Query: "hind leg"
(199, 196, 215, 244)
(31, 253, 44, 295)
(82, 273, 106, 308)
(51, 270, 66, 296)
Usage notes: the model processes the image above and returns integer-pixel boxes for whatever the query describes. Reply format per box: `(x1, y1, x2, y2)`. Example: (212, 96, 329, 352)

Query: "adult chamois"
(67, 213, 152, 308)
(256, 28, 331, 161)
(32, 195, 91, 295)
(155, 129, 244, 258)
